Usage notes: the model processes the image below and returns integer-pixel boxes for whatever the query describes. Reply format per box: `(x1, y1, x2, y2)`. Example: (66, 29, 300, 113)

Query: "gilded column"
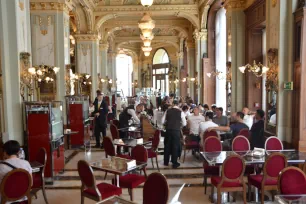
(75, 34, 100, 100)
(186, 41, 195, 100)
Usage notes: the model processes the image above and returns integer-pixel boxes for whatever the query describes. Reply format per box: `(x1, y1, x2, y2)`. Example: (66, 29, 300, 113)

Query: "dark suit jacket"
(93, 100, 108, 128)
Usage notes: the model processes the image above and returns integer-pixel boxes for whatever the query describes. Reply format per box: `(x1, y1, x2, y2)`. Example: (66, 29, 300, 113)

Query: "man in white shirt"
(187, 107, 205, 140)
(199, 111, 219, 145)
(0, 140, 32, 203)
(242, 107, 255, 129)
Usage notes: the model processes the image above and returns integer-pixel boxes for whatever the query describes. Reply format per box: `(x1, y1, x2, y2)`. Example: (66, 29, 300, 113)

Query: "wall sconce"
(239, 60, 269, 77)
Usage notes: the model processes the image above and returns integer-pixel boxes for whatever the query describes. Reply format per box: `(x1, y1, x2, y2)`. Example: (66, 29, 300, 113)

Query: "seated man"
(187, 106, 205, 142)
(0, 140, 32, 203)
(199, 111, 219, 145)
(212, 107, 229, 126)
(242, 107, 255, 129)
(208, 112, 249, 139)
(250, 109, 265, 149)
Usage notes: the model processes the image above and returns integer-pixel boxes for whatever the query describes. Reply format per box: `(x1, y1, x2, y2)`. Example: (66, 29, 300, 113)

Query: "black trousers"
(164, 129, 181, 165)
(95, 123, 106, 146)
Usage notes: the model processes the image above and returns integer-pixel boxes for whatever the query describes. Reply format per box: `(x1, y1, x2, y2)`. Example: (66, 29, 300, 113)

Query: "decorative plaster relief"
(30, 2, 71, 14)
(77, 44, 92, 74)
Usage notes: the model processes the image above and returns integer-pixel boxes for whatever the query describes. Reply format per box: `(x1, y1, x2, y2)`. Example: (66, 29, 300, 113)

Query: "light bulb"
(207, 73, 212, 78)
(144, 51, 150, 57)
(85, 74, 90, 79)
(53, 67, 60, 74)
(28, 67, 36, 75)
(143, 39, 152, 47)
(142, 29, 153, 38)
(142, 46, 152, 52)
(141, 0, 154, 7)
(239, 66, 246, 73)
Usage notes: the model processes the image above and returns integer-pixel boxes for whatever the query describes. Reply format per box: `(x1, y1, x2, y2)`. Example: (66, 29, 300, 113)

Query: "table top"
(275, 194, 306, 203)
(113, 138, 151, 148)
(201, 150, 306, 165)
(118, 126, 141, 133)
(90, 157, 146, 176)
(96, 196, 137, 204)
(30, 161, 44, 173)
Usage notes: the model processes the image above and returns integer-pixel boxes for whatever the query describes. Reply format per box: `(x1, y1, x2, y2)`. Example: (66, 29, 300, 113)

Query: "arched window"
(215, 8, 227, 111)
(153, 49, 170, 95)
(116, 54, 133, 97)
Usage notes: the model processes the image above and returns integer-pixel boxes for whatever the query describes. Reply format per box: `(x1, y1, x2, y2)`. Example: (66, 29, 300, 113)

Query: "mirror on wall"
(266, 91, 277, 134)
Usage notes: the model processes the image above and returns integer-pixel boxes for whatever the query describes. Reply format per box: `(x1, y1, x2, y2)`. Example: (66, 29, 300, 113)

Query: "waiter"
(161, 100, 186, 169)
(93, 93, 108, 148)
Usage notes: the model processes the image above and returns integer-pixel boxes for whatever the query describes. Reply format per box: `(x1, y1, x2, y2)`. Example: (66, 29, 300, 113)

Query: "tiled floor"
(32, 144, 276, 204)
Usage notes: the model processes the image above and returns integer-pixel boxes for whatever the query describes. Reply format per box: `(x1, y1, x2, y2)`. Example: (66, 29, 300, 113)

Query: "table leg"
(116, 174, 120, 187)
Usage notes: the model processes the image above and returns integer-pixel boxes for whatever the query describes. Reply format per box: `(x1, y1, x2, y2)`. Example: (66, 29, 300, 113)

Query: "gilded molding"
(99, 43, 109, 51)
(30, 2, 71, 14)
(193, 29, 208, 41)
(176, 52, 184, 59)
(74, 34, 100, 42)
(224, 0, 246, 11)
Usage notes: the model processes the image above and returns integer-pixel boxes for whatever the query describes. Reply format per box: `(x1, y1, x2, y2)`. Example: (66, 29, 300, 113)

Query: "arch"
(70, 7, 81, 32)
(201, 5, 211, 30)
(82, 7, 93, 33)
(94, 14, 118, 31)
(115, 40, 179, 51)
(174, 11, 200, 30)
(153, 48, 170, 64)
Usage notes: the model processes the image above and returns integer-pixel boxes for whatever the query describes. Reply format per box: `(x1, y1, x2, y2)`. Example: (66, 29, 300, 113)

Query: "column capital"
(186, 41, 195, 49)
(30, 1, 72, 14)
(75, 34, 100, 42)
(99, 43, 109, 51)
(176, 52, 184, 59)
(193, 29, 208, 41)
(223, 0, 246, 11)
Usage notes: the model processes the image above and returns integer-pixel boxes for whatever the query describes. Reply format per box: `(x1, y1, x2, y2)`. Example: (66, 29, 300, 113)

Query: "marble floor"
(32, 143, 276, 204)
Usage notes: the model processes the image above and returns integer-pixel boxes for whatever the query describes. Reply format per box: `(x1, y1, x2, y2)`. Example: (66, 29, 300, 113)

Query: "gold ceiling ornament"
(239, 60, 269, 77)
(266, 48, 278, 92)
(141, 0, 154, 7)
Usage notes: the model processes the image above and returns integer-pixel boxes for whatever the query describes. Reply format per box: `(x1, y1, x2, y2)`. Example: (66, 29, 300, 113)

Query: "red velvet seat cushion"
(248, 174, 277, 189)
(211, 176, 242, 187)
(117, 174, 146, 188)
(184, 141, 199, 149)
(203, 164, 220, 175)
(147, 149, 157, 158)
(31, 173, 42, 189)
(279, 169, 306, 195)
(117, 154, 132, 160)
(84, 183, 122, 199)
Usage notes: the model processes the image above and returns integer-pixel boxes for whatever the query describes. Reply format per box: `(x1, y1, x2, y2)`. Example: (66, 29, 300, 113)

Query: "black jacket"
(93, 100, 108, 127)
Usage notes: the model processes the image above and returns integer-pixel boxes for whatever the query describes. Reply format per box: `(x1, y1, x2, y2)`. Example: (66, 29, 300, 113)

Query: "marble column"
(75, 35, 100, 100)
(0, 0, 32, 143)
(99, 43, 108, 93)
(226, 10, 245, 112)
(187, 41, 195, 99)
(30, 1, 71, 122)
(194, 33, 201, 104)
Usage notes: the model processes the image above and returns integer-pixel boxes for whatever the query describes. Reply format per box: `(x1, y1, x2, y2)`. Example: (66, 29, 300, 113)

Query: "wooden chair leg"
(130, 188, 134, 201)
(183, 148, 186, 163)
(261, 189, 265, 204)
(151, 158, 155, 169)
(243, 187, 247, 204)
(42, 186, 49, 204)
(155, 156, 160, 172)
(217, 189, 221, 204)
(81, 194, 84, 204)
(248, 183, 251, 201)
(210, 185, 214, 203)
(203, 176, 207, 194)
(104, 172, 108, 180)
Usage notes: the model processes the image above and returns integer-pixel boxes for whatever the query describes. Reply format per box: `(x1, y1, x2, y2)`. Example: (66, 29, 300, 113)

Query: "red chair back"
(103, 136, 116, 157)
(77, 160, 100, 197)
(203, 136, 222, 152)
(36, 148, 47, 167)
(265, 136, 283, 150)
(152, 130, 160, 149)
(232, 136, 250, 152)
(278, 166, 306, 195)
(111, 120, 120, 129)
(222, 155, 245, 180)
(203, 130, 218, 141)
(264, 153, 287, 178)
(0, 169, 32, 203)
(238, 128, 249, 138)
(110, 124, 120, 140)
(132, 145, 148, 163)
(143, 173, 169, 204)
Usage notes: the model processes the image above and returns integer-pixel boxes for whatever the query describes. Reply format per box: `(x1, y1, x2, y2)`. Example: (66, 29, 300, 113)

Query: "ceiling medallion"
(141, 0, 154, 7)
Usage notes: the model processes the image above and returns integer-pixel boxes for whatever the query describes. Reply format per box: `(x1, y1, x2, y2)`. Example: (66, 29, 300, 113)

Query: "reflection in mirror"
(266, 91, 277, 133)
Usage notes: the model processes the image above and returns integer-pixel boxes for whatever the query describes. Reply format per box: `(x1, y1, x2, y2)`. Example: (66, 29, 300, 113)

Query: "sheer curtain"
(215, 8, 227, 111)
(116, 55, 133, 97)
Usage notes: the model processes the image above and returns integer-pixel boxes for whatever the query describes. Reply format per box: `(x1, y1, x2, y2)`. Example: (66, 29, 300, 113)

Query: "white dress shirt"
(127, 109, 140, 124)
(199, 120, 219, 145)
(187, 115, 205, 135)
(161, 106, 187, 127)
(243, 114, 255, 129)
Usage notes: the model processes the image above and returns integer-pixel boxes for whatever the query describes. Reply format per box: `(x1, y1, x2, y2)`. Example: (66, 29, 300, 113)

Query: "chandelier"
(239, 60, 269, 77)
(141, 0, 153, 7)
(207, 70, 227, 80)
(138, 13, 155, 57)
(27, 65, 60, 83)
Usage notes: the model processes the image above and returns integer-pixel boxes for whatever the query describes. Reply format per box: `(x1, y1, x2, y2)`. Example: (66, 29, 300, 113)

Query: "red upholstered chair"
(31, 148, 48, 204)
(278, 166, 306, 196)
(210, 155, 247, 204)
(265, 136, 283, 150)
(203, 136, 222, 194)
(147, 130, 160, 172)
(182, 134, 200, 163)
(248, 153, 287, 204)
(77, 160, 122, 204)
(114, 145, 148, 201)
(238, 129, 250, 139)
(111, 119, 120, 129)
(110, 124, 120, 140)
(143, 172, 169, 204)
(203, 130, 219, 141)
(0, 169, 32, 204)
(232, 136, 255, 175)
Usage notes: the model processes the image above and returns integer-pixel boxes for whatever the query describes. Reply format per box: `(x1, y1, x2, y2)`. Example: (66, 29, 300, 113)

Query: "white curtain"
(215, 8, 227, 112)
(116, 55, 133, 97)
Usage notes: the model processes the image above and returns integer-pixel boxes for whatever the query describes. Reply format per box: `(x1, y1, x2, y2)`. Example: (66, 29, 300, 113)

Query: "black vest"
(165, 108, 182, 131)
(119, 107, 133, 128)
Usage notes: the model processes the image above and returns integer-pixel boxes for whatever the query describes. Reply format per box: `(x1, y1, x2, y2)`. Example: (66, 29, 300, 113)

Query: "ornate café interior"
(1, 0, 306, 203)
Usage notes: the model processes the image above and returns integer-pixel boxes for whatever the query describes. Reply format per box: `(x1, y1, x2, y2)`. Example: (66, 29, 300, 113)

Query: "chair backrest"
(278, 166, 306, 195)
(131, 145, 148, 163)
(265, 136, 283, 150)
(222, 155, 245, 181)
(143, 172, 169, 204)
(36, 148, 47, 167)
(238, 128, 249, 138)
(103, 136, 116, 157)
(110, 124, 120, 140)
(264, 153, 287, 179)
(111, 120, 120, 129)
(152, 130, 160, 149)
(203, 130, 218, 141)
(203, 136, 222, 152)
(77, 160, 100, 197)
(0, 169, 32, 203)
(232, 136, 250, 152)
